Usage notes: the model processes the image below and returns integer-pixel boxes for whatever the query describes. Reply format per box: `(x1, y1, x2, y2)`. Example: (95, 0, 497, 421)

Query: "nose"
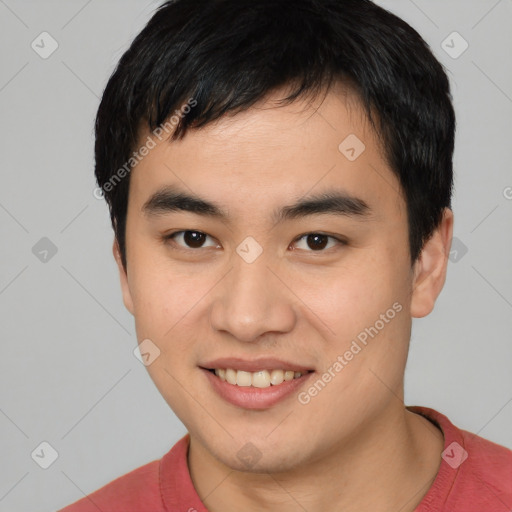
(209, 254, 296, 343)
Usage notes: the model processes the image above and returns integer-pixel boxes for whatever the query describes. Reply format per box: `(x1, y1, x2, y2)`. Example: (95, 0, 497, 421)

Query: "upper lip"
(200, 357, 314, 373)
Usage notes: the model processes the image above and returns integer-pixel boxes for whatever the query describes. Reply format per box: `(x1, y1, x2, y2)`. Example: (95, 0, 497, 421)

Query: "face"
(114, 85, 443, 472)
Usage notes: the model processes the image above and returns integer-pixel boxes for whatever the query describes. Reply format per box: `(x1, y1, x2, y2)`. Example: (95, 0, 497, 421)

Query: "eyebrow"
(142, 185, 372, 223)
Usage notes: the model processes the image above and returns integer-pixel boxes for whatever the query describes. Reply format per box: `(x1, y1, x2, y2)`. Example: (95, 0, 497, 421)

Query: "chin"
(205, 432, 309, 474)
(222, 450, 303, 474)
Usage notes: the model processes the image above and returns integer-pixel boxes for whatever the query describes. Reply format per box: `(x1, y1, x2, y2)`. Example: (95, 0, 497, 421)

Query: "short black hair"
(95, 0, 455, 271)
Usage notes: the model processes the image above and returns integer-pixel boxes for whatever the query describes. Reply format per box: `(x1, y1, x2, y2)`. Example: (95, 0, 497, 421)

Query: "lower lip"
(202, 369, 313, 410)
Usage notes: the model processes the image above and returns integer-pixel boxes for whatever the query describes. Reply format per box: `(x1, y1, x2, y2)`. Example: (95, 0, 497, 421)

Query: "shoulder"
(58, 434, 193, 512)
(410, 406, 512, 511)
(57, 458, 162, 512)
(458, 427, 512, 495)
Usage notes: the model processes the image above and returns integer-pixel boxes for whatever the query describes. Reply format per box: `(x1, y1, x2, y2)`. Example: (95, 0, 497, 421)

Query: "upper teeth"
(214, 368, 305, 388)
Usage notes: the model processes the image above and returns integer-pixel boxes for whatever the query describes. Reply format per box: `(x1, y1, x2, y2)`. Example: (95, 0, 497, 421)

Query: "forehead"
(129, 85, 404, 222)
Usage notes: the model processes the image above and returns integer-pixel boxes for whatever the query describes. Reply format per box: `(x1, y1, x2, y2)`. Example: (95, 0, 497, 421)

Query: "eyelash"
(162, 230, 347, 253)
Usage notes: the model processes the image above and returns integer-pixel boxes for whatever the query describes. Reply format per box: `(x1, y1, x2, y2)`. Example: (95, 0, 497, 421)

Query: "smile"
(210, 368, 311, 388)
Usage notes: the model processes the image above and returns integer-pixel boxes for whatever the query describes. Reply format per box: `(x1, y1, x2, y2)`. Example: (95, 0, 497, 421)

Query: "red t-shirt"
(58, 406, 512, 511)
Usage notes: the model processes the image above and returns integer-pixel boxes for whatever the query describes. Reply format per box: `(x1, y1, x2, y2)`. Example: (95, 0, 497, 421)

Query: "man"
(60, 0, 512, 510)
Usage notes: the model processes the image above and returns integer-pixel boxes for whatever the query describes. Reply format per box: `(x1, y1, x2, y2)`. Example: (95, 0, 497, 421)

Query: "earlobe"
(112, 239, 135, 315)
(410, 208, 454, 318)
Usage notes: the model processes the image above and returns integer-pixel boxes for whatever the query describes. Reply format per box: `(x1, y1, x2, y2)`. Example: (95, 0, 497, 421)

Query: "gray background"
(0, 1, 511, 511)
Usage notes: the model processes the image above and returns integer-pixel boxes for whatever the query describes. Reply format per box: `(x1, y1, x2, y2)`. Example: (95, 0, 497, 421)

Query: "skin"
(113, 83, 453, 512)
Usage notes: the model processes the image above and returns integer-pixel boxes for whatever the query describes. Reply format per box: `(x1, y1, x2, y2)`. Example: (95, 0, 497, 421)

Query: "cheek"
(294, 251, 406, 340)
(128, 262, 208, 416)
(131, 275, 186, 338)
(291, 250, 412, 398)
(128, 255, 218, 350)
(127, 251, 179, 335)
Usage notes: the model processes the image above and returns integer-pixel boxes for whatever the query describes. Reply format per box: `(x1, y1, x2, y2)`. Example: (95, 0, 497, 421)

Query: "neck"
(188, 404, 444, 512)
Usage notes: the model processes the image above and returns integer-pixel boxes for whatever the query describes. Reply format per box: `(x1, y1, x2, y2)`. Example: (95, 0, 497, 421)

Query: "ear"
(112, 238, 134, 315)
(410, 208, 454, 318)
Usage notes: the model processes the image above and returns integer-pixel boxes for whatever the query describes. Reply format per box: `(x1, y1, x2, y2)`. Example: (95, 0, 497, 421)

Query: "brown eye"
(182, 231, 206, 248)
(165, 230, 218, 250)
(306, 234, 328, 250)
(293, 233, 344, 252)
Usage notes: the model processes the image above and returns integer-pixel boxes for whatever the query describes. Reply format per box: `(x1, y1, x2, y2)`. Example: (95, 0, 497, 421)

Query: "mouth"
(205, 368, 313, 388)
(200, 362, 315, 410)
